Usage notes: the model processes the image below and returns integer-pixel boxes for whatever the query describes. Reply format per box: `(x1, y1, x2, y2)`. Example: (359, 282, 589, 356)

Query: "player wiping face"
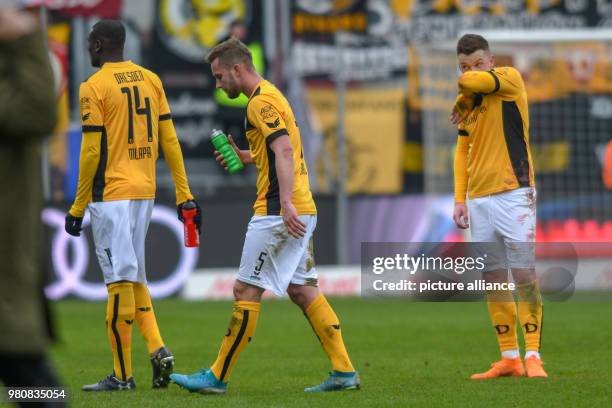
(449, 34, 545, 380)
(451, 47, 493, 229)
(458, 49, 495, 73)
(450, 49, 495, 125)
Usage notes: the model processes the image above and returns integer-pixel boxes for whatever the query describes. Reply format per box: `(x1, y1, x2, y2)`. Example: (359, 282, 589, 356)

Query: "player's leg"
(497, 188, 547, 377)
(289, 283, 360, 392)
(82, 201, 137, 391)
(511, 268, 546, 377)
(130, 200, 174, 388)
(286, 217, 359, 392)
(209, 281, 262, 383)
(469, 196, 524, 379)
(131, 200, 163, 355)
(470, 269, 525, 379)
(105, 281, 136, 381)
(289, 284, 356, 374)
(171, 216, 273, 394)
(133, 283, 164, 353)
(133, 283, 175, 388)
(170, 281, 262, 394)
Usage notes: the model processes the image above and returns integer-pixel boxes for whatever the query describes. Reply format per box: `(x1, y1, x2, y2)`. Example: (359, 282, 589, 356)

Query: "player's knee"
(511, 267, 536, 284)
(233, 281, 263, 302)
(288, 285, 318, 310)
(287, 285, 305, 306)
(233, 284, 247, 300)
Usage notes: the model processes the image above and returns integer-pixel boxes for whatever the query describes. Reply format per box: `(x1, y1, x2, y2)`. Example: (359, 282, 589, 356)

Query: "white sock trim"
(525, 350, 541, 359)
(501, 349, 520, 359)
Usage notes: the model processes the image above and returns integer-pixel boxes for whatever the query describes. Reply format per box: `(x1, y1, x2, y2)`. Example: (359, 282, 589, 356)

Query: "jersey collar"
(248, 79, 266, 99)
(101, 60, 133, 69)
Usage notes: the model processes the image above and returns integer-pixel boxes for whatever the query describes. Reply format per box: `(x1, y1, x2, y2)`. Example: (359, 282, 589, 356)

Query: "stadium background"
(10, 1, 610, 406)
(40, 0, 612, 301)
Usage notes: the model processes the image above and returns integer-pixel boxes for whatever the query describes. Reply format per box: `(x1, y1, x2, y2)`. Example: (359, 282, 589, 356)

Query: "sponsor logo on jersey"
(80, 96, 90, 111)
(260, 104, 278, 120)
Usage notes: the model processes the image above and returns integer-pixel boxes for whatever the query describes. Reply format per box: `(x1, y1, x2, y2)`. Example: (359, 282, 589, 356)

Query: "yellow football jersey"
(79, 60, 169, 202)
(455, 66, 535, 201)
(245, 80, 316, 216)
(70, 60, 192, 216)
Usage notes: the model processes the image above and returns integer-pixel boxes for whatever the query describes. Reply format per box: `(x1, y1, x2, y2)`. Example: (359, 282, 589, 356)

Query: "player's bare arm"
(214, 134, 254, 170)
(269, 134, 306, 239)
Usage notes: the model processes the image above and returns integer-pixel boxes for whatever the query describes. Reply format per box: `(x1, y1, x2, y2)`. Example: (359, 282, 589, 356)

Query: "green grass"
(49, 297, 612, 407)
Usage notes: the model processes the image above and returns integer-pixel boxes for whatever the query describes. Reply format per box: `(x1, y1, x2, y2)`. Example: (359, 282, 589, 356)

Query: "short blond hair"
(206, 37, 254, 70)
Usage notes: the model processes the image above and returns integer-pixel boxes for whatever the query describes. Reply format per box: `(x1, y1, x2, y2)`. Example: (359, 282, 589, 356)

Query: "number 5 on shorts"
(254, 251, 268, 275)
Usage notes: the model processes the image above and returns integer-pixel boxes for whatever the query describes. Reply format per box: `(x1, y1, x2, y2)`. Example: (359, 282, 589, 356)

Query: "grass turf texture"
(50, 297, 611, 407)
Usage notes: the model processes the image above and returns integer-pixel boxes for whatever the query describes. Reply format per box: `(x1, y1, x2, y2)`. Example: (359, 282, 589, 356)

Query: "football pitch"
(50, 297, 611, 407)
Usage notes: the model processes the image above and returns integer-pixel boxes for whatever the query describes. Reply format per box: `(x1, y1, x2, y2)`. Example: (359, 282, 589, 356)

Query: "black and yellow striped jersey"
(70, 60, 192, 216)
(245, 80, 316, 216)
(455, 66, 535, 202)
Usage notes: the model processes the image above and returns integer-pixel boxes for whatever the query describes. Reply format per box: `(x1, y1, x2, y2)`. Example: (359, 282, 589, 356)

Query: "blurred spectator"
(0, 5, 65, 404)
(222, 19, 248, 43)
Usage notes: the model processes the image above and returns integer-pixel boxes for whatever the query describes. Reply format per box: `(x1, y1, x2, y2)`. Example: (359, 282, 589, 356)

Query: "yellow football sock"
(487, 289, 519, 353)
(516, 280, 544, 352)
(210, 301, 260, 382)
(133, 283, 164, 354)
(106, 282, 135, 381)
(305, 294, 355, 373)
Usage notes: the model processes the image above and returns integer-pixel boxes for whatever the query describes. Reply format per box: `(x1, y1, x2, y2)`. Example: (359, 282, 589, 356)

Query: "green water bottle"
(210, 129, 244, 174)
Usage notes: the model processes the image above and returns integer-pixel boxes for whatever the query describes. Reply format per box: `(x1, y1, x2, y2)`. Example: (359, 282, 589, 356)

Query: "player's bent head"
(456, 33, 494, 73)
(206, 37, 254, 71)
(457, 33, 489, 55)
(88, 19, 126, 66)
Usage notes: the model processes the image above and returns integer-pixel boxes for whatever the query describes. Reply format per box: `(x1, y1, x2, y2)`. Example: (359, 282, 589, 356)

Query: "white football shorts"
(468, 187, 536, 271)
(236, 215, 318, 296)
(88, 199, 154, 285)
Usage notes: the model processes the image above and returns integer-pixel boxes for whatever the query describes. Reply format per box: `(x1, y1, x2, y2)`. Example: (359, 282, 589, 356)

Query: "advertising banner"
(306, 87, 405, 193)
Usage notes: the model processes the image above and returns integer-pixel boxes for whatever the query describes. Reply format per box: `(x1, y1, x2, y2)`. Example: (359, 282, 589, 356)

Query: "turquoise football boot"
(304, 371, 361, 392)
(170, 368, 228, 394)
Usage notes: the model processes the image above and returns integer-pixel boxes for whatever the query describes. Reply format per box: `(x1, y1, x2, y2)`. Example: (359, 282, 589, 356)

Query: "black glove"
(177, 199, 202, 234)
(65, 213, 83, 237)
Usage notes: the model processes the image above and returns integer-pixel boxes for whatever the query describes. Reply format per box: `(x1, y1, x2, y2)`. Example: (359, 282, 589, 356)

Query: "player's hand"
(450, 95, 474, 125)
(282, 202, 307, 239)
(177, 199, 202, 234)
(453, 203, 469, 229)
(214, 134, 251, 170)
(0, 8, 37, 41)
(450, 106, 463, 125)
(65, 213, 83, 237)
